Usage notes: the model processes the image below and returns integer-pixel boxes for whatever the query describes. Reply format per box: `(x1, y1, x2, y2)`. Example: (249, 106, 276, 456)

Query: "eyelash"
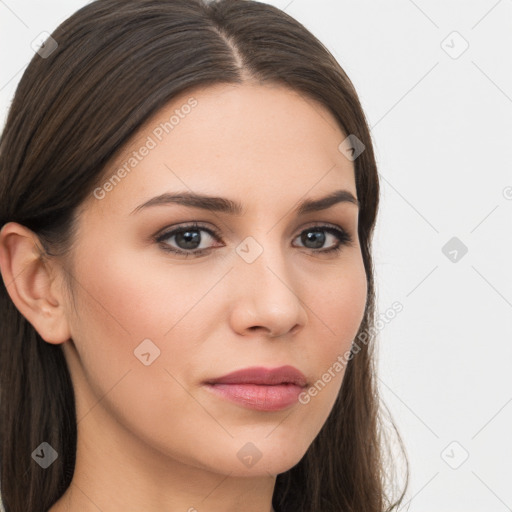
(155, 221, 354, 258)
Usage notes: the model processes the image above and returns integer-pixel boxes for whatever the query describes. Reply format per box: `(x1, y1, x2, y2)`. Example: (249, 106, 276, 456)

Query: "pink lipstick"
(203, 365, 307, 411)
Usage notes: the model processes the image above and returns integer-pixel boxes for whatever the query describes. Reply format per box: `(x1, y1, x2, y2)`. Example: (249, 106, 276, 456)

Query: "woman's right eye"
(155, 222, 222, 257)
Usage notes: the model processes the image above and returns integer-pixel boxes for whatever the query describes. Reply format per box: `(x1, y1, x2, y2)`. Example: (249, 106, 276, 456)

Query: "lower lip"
(204, 383, 304, 411)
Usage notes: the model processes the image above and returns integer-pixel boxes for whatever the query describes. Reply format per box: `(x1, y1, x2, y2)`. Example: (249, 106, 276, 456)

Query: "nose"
(228, 241, 308, 339)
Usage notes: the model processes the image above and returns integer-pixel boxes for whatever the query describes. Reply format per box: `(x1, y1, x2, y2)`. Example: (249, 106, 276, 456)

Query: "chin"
(203, 434, 311, 477)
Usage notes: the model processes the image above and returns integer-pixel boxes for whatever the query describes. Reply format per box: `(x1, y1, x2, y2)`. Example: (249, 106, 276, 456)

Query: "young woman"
(0, 0, 408, 510)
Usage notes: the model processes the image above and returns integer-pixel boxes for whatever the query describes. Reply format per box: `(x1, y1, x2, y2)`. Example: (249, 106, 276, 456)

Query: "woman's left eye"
(155, 222, 353, 258)
(293, 225, 353, 254)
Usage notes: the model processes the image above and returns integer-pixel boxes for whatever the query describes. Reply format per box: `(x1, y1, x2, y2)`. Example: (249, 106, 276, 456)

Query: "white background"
(1, 1, 511, 511)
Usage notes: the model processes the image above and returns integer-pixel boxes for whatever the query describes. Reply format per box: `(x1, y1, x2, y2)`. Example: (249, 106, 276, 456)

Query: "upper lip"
(204, 365, 307, 387)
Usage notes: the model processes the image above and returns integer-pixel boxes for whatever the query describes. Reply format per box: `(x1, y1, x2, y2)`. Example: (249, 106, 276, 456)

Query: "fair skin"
(0, 82, 367, 511)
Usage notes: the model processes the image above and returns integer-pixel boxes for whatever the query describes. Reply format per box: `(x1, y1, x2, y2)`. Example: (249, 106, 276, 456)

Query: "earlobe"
(0, 222, 71, 344)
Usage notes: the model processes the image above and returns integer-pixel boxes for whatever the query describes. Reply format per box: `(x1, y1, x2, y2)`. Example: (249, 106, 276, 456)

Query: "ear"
(0, 222, 71, 344)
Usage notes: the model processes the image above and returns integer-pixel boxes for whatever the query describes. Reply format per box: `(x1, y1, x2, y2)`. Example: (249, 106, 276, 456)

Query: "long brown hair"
(0, 0, 408, 510)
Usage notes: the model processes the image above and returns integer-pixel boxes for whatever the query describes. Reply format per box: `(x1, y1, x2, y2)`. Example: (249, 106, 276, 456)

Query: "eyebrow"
(130, 189, 360, 216)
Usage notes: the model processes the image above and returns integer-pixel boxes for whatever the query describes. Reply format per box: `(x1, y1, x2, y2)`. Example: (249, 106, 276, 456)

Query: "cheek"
(297, 260, 367, 410)
(314, 259, 368, 358)
(67, 252, 227, 466)
(67, 241, 235, 413)
(71, 242, 219, 344)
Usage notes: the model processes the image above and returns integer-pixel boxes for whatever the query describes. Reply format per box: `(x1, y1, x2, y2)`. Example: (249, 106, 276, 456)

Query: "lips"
(204, 365, 307, 387)
(203, 365, 307, 412)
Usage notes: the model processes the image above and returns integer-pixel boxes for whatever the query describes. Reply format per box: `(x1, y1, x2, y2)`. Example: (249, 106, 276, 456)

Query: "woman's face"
(60, 82, 367, 477)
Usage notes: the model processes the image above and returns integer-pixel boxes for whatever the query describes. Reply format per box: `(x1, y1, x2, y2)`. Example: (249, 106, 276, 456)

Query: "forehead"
(83, 82, 356, 218)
